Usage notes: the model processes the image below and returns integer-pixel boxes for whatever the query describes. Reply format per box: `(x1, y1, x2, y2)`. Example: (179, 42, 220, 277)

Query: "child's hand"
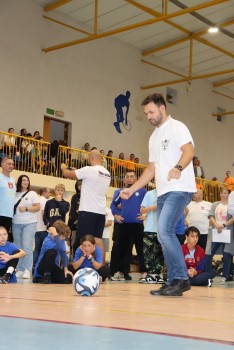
(0, 252, 11, 262)
(48, 227, 58, 237)
(80, 246, 86, 256)
(64, 268, 73, 279)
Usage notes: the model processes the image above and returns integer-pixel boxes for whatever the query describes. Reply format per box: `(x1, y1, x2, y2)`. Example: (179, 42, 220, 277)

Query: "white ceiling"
(33, 0, 234, 96)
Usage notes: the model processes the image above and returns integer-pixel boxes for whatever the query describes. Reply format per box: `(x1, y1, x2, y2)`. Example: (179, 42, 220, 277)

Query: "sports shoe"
(22, 269, 31, 279)
(144, 274, 164, 284)
(220, 277, 227, 285)
(16, 270, 24, 278)
(43, 274, 52, 284)
(207, 279, 213, 287)
(124, 274, 132, 281)
(0, 273, 11, 284)
(139, 272, 147, 283)
(110, 272, 125, 281)
(226, 274, 233, 282)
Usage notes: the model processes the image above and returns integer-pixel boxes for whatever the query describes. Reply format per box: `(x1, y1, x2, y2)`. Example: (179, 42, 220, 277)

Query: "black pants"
(0, 249, 19, 276)
(36, 249, 72, 284)
(198, 234, 208, 251)
(0, 216, 13, 242)
(118, 223, 145, 275)
(110, 222, 120, 275)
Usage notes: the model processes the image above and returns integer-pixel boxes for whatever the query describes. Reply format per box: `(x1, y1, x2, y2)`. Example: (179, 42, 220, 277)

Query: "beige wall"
(0, 0, 233, 181)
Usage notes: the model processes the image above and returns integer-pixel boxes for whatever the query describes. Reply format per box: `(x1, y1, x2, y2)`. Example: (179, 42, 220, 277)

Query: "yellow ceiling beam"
(44, 0, 72, 12)
(42, 0, 227, 52)
(189, 39, 193, 78)
(141, 59, 187, 78)
(212, 111, 234, 116)
(213, 78, 234, 87)
(125, 0, 191, 35)
(94, 0, 98, 35)
(141, 68, 234, 89)
(143, 17, 234, 58)
(43, 15, 92, 36)
(213, 90, 234, 100)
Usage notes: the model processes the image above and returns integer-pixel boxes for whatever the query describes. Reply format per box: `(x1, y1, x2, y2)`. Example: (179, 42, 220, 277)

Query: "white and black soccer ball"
(73, 268, 100, 296)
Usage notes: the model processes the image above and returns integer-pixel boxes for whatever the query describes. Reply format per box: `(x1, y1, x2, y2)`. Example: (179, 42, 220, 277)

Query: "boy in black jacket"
(43, 184, 70, 227)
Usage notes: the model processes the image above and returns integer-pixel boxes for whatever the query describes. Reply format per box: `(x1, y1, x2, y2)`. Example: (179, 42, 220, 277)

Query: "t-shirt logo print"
(161, 139, 170, 150)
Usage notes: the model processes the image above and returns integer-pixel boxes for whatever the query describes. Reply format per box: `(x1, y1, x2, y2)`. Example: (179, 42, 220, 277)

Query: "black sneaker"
(150, 284, 169, 295)
(33, 277, 44, 284)
(124, 274, 132, 280)
(0, 273, 11, 284)
(161, 279, 190, 296)
(43, 274, 52, 284)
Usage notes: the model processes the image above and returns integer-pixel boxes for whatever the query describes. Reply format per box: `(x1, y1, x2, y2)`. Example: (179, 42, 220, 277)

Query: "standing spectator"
(223, 170, 234, 191)
(120, 93, 196, 296)
(102, 206, 114, 264)
(100, 150, 107, 169)
(205, 187, 234, 284)
(186, 189, 212, 250)
(12, 175, 40, 279)
(110, 171, 146, 281)
(3, 128, 17, 157)
(139, 187, 164, 284)
(193, 157, 205, 179)
(61, 150, 111, 260)
(0, 157, 16, 242)
(43, 184, 70, 228)
(68, 180, 82, 258)
(33, 187, 51, 266)
(80, 142, 90, 167)
(114, 152, 126, 187)
(126, 153, 135, 171)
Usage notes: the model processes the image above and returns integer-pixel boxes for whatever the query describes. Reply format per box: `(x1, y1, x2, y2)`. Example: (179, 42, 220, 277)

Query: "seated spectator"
(71, 235, 110, 282)
(126, 153, 135, 171)
(33, 131, 40, 138)
(182, 226, 217, 286)
(0, 226, 26, 283)
(114, 152, 126, 187)
(33, 221, 73, 284)
(223, 170, 234, 191)
(43, 184, 70, 228)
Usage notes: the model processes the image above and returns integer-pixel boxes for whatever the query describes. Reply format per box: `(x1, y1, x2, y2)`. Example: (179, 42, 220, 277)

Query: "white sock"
(6, 267, 14, 274)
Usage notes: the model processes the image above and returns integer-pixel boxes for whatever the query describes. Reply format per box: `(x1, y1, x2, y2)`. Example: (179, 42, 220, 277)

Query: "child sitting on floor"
(182, 226, 217, 287)
(0, 226, 26, 283)
(71, 235, 110, 282)
(33, 220, 73, 284)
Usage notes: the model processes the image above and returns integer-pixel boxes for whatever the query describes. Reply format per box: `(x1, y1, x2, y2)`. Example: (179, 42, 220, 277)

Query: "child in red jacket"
(182, 226, 217, 286)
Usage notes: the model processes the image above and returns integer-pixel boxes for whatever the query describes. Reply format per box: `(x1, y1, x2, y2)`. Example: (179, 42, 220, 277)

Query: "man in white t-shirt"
(186, 189, 212, 250)
(61, 150, 111, 259)
(0, 157, 16, 242)
(120, 93, 196, 296)
(33, 187, 51, 266)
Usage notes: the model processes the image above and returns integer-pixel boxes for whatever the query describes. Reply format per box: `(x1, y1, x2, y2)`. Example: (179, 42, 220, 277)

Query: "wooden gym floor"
(0, 275, 233, 350)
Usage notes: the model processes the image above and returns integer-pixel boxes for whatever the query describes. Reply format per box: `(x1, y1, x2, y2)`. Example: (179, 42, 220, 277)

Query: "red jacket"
(182, 244, 205, 275)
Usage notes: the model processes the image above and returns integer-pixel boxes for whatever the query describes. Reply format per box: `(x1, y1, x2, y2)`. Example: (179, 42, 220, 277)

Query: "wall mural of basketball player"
(113, 91, 131, 134)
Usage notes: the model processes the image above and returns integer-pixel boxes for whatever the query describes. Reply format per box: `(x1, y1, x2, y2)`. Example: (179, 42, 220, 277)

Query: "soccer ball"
(73, 268, 100, 296)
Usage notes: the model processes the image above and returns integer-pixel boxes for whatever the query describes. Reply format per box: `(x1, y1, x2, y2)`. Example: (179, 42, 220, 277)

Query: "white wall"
(0, 0, 233, 181)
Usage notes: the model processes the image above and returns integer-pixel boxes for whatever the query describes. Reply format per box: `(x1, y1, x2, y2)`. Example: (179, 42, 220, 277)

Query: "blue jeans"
(157, 191, 194, 284)
(13, 222, 37, 272)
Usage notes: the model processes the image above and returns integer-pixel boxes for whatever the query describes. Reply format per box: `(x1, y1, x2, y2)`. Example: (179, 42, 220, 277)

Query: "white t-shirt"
(102, 207, 114, 239)
(36, 196, 48, 232)
(13, 190, 39, 224)
(228, 191, 234, 217)
(215, 203, 227, 225)
(149, 117, 196, 196)
(75, 165, 111, 215)
(187, 200, 212, 235)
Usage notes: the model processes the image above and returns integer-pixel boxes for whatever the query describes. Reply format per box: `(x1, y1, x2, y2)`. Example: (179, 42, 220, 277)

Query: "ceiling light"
(208, 27, 219, 33)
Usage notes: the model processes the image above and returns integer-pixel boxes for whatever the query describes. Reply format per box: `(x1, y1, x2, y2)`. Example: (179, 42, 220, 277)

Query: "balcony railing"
(0, 131, 232, 199)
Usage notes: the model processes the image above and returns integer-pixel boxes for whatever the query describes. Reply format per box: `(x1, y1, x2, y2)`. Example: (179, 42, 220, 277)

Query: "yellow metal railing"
(0, 131, 233, 198)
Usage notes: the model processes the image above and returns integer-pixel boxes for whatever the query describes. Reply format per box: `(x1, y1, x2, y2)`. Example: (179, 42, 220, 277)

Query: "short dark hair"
(16, 175, 30, 192)
(141, 93, 166, 108)
(40, 187, 49, 195)
(185, 226, 200, 238)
